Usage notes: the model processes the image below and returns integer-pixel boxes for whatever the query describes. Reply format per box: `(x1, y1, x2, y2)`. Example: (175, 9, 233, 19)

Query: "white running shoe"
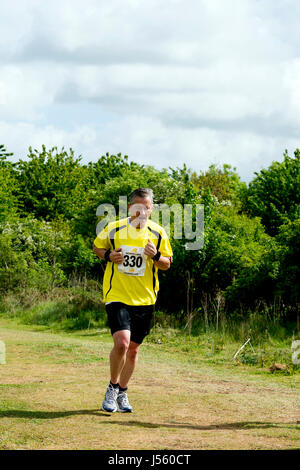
(117, 390, 133, 413)
(101, 383, 119, 412)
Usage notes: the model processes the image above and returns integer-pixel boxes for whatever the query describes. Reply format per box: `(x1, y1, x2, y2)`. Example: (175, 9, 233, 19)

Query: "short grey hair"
(129, 188, 154, 205)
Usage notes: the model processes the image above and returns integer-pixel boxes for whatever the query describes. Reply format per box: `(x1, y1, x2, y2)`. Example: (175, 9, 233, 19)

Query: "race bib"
(118, 245, 147, 276)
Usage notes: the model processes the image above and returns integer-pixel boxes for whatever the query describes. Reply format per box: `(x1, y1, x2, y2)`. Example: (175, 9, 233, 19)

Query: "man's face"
(129, 196, 153, 228)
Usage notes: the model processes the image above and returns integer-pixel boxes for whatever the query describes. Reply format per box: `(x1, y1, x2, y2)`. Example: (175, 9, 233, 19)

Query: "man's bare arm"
(154, 256, 171, 271)
(92, 244, 124, 264)
(143, 239, 171, 271)
(93, 244, 106, 260)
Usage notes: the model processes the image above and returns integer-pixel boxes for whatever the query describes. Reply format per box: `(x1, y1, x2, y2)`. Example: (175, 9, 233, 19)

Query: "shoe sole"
(117, 406, 133, 413)
(101, 405, 117, 413)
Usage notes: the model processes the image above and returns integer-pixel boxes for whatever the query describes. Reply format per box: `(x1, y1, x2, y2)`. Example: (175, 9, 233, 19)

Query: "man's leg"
(115, 341, 140, 413)
(101, 329, 130, 413)
(110, 329, 131, 385)
(118, 341, 141, 389)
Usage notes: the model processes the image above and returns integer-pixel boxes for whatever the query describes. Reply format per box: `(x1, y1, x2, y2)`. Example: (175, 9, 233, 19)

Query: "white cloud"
(0, 65, 53, 121)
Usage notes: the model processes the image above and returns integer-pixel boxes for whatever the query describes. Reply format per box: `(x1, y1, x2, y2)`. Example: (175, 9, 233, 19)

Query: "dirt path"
(0, 324, 299, 450)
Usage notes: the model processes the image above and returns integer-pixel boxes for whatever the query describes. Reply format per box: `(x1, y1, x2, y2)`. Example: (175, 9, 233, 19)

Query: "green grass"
(147, 321, 300, 376)
(0, 287, 107, 331)
(1, 291, 300, 375)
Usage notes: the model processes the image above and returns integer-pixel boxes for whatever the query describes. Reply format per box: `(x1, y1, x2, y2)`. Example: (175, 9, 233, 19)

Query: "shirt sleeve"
(93, 224, 111, 250)
(159, 228, 173, 261)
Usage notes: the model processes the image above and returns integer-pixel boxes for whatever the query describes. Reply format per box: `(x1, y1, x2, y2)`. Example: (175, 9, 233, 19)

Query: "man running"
(93, 188, 172, 413)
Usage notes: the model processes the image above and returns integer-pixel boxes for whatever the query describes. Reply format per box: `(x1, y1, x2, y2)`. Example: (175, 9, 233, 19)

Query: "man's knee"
(127, 343, 140, 362)
(113, 331, 130, 355)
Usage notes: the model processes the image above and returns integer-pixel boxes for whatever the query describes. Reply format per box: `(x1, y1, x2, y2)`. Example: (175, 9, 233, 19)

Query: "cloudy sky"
(1, 0, 300, 182)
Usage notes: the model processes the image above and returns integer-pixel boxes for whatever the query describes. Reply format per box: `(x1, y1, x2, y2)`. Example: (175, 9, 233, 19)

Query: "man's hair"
(129, 188, 154, 205)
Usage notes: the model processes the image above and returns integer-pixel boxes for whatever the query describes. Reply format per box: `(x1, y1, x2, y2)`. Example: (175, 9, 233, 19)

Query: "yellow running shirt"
(93, 217, 173, 306)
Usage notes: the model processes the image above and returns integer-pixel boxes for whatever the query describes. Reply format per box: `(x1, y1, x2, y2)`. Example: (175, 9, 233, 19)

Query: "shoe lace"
(118, 391, 130, 406)
(106, 384, 118, 401)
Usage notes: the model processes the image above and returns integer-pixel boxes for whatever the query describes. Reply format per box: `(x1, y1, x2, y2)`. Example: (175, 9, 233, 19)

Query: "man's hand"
(144, 239, 170, 270)
(144, 239, 157, 258)
(110, 248, 124, 264)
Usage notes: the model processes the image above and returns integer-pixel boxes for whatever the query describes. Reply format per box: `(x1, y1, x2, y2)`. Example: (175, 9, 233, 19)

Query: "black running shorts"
(105, 302, 155, 344)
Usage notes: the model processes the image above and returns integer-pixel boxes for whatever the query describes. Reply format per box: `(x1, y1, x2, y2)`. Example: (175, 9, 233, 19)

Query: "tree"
(0, 216, 70, 293)
(0, 145, 20, 221)
(87, 152, 139, 185)
(74, 159, 186, 239)
(200, 205, 277, 309)
(241, 149, 300, 236)
(0, 144, 14, 164)
(16, 146, 89, 220)
(192, 163, 246, 205)
(275, 219, 300, 306)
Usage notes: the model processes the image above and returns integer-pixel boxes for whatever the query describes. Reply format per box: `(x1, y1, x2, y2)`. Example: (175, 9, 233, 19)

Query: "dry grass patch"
(0, 321, 299, 450)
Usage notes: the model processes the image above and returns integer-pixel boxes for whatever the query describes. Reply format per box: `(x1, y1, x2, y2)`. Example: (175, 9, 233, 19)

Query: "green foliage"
(74, 159, 187, 239)
(0, 217, 70, 293)
(163, 202, 277, 316)
(0, 144, 13, 162)
(16, 146, 88, 220)
(18, 288, 106, 330)
(241, 149, 300, 235)
(62, 233, 99, 277)
(158, 185, 213, 313)
(205, 205, 278, 306)
(0, 145, 21, 221)
(87, 152, 139, 185)
(192, 163, 247, 205)
(275, 219, 300, 304)
(0, 143, 299, 333)
(0, 169, 19, 221)
(0, 224, 28, 291)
